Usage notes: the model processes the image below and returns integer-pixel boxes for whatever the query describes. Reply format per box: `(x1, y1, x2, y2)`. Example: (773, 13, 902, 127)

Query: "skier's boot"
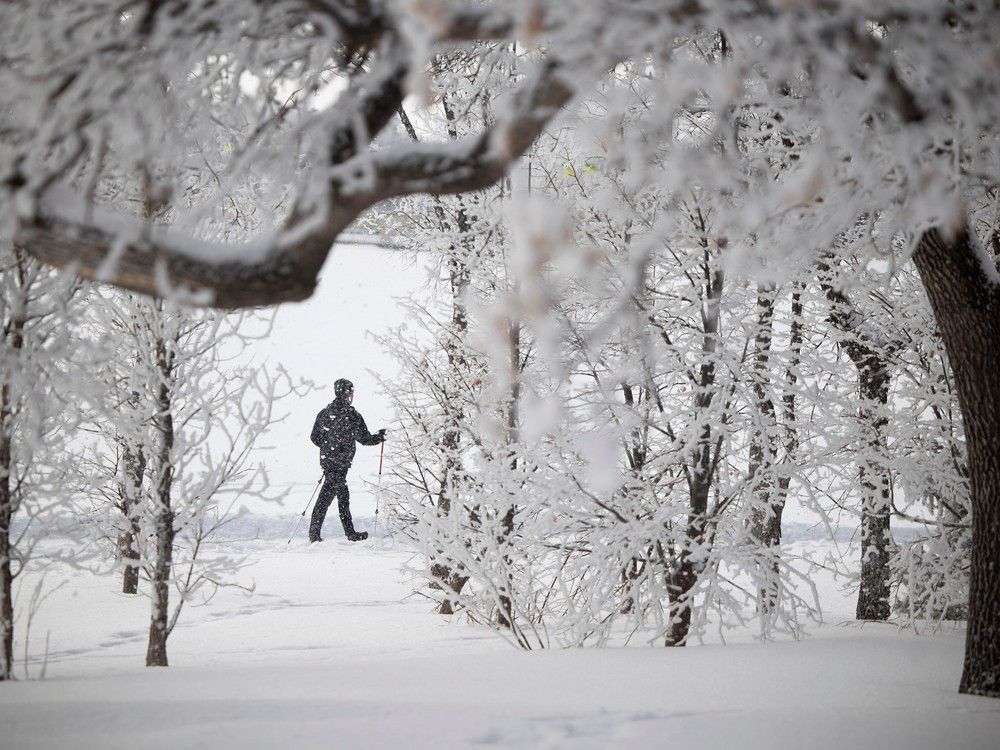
(347, 531, 368, 542)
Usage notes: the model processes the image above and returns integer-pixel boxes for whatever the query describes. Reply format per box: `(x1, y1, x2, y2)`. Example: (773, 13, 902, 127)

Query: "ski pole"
(372, 440, 385, 540)
(287, 475, 323, 544)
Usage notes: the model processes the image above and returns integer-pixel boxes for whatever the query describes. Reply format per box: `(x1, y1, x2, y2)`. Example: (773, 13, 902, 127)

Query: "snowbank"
(1, 540, 996, 749)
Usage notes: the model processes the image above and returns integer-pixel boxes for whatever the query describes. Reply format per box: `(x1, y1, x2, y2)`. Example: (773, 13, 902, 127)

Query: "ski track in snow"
(1, 538, 998, 750)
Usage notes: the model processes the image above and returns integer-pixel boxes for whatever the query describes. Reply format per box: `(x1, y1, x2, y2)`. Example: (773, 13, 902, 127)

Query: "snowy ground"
(2, 520, 998, 750)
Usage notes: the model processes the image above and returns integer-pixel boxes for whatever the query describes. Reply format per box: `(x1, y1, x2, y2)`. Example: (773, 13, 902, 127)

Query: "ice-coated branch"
(13, 50, 586, 308)
(352, 59, 578, 198)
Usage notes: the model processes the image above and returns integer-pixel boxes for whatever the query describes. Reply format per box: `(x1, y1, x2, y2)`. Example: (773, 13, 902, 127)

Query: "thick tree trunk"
(821, 262, 894, 621)
(146, 337, 175, 668)
(666, 484, 709, 646)
(855, 357, 892, 621)
(913, 225, 1000, 698)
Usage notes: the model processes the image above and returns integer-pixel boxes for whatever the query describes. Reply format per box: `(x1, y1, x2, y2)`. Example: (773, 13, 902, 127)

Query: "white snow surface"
(2, 534, 998, 750)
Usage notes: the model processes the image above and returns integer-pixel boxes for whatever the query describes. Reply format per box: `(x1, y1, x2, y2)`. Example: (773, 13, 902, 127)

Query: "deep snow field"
(2, 504, 998, 750)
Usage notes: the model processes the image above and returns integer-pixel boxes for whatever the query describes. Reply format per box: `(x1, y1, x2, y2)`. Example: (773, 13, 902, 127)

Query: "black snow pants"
(309, 468, 357, 540)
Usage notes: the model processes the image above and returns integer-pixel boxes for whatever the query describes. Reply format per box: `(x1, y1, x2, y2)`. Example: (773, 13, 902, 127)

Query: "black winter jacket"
(311, 398, 382, 472)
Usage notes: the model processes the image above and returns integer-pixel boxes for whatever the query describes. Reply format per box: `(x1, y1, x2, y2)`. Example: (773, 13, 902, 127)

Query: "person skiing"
(308, 378, 386, 542)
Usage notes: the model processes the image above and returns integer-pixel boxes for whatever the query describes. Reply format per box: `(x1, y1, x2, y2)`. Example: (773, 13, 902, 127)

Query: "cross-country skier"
(308, 378, 386, 542)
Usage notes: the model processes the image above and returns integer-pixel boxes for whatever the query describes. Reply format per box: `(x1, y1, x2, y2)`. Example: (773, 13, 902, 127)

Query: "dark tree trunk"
(620, 383, 651, 616)
(821, 263, 894, 621)
(666, 482, 710, 646)
(431, 564, 468, 616)
(496, 504, 517, 632)
(855, 356, 892, 621)
(912, 225, 1000, 698)
(0, 402, 14, 682)
(748, 285, 782, 614)
(0, 312, 24, 682)
(146, 337, 175, 668)
(667, 232, 723, 647)
(120, 533, 140, 594)
(117, 442, 146, 595)
(749, 285, 804, 617)
(496, 319, 521, 637)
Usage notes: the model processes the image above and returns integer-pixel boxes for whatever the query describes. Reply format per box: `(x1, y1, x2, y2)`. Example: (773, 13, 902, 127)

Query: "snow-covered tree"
(0, 248, 86, 681)
(2, 1, 999, 696)
(79, 293, 294, 667)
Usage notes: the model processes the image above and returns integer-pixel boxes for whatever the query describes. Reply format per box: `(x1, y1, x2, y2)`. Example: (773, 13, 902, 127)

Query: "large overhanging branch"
(13, 52, 587, 308)
(12, 0, 926, 309)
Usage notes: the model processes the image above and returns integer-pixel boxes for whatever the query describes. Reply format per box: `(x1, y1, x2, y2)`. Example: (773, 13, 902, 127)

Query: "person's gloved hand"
(376, 428, 387, 443)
